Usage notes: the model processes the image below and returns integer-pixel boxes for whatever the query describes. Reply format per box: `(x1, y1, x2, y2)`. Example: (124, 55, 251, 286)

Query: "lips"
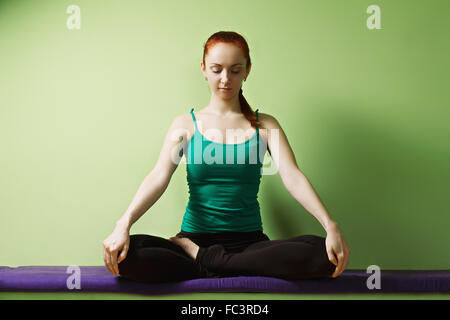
(219, 88, 231, 90)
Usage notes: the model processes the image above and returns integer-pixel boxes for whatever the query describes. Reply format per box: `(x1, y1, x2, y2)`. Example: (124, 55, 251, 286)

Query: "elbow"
(147, 169, 171, 190)
(148, 162, 178, 189)
(283, 168, 306, 192)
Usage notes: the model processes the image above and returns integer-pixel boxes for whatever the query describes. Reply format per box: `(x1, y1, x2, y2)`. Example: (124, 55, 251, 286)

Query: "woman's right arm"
(103, 114, 190, 276)
(115, 169, 171, 233)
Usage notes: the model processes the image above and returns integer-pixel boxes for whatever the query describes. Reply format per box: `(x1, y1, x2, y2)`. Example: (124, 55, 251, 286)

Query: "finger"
(110, 249, 119, 276)
(331, 250, 340, 277)
(104, 248, 114, 275)
(327, 251, 339, 278)
(327, 248, 338, 266)
(107, 241, 119, 276)
(105, 245, 117, 276)
(333, 253, 345, 278)
(117, 245, 128, 264)
(336, 253, 345, 277)
(103, 246, 112, 275)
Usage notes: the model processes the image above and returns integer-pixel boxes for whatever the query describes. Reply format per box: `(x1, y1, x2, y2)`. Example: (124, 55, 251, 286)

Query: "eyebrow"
(210, 63, 243, 66)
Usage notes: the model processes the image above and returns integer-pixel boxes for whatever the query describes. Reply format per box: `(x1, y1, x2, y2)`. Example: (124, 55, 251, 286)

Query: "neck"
(205, 92, 242, 116)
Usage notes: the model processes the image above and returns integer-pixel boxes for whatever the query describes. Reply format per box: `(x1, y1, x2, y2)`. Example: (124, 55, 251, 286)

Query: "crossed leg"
(118, 233, 336, 283)
(117, 234, 207, 283)
(193, 234, 336, 280)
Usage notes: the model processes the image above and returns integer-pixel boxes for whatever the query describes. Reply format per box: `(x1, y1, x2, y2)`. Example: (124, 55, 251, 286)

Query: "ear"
(200, 61, 207, 77)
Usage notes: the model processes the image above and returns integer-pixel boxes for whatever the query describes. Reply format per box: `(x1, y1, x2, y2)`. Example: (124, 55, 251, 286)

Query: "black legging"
(117, 230, 336, 283)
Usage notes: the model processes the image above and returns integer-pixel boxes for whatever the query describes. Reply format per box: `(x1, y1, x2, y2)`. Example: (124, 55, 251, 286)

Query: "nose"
(220, 70, 231, 82)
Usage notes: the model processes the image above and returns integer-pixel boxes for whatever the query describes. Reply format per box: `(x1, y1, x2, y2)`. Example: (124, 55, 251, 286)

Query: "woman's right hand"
(102, 228, 130, 276)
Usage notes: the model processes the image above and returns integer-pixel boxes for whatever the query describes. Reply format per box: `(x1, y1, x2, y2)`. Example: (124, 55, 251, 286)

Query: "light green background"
(0, 0, 449, 296)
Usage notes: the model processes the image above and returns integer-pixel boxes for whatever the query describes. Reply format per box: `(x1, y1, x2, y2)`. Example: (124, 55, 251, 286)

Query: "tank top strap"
(190, 107, 199, 132)
(254, 109, 260, 158)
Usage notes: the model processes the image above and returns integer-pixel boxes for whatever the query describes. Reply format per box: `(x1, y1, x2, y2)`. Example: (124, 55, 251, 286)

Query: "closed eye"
(213, 71, 240, 74)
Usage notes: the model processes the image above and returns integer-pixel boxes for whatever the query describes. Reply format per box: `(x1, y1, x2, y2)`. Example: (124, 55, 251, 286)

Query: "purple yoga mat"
(1, 266, 449, 294)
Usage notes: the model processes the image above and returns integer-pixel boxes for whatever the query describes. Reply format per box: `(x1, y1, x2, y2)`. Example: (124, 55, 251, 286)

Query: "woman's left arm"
(261, 113, 350, 278)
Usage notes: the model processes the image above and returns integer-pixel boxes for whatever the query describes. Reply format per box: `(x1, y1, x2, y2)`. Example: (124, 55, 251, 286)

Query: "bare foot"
(169, 237, 199, 260)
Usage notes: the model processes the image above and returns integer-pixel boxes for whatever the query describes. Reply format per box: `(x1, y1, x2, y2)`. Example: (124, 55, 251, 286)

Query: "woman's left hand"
(325, 224, 350, 278)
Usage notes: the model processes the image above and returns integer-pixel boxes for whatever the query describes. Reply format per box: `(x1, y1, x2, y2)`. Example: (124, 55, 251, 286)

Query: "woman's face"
(201, 43, 250, 97)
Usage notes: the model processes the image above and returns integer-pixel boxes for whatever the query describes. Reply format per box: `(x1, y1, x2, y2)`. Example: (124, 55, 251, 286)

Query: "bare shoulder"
(172, 111, 192, 126)
(258, 112, 281, 129)
(170, 111, 195, 139)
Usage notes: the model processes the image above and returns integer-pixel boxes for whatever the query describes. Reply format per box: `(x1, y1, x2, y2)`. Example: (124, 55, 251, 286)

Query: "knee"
(117, 234, 152, 281)
(306, 235, 335, 278)
(117, 235, 141, 266)
(116, 240, 137, 280)
(291, 235, 335, 279)
(117, 235, 202, 283)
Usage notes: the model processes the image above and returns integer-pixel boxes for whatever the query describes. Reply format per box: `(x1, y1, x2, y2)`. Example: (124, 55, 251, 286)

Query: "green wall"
(1, 0, 449, 273)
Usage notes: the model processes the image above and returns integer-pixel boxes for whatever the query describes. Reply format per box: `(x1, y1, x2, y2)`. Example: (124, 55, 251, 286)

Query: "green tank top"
(180, 107, 266, 233)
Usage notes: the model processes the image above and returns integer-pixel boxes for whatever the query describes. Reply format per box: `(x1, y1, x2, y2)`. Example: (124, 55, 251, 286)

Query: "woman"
(102, 31, 350, 283)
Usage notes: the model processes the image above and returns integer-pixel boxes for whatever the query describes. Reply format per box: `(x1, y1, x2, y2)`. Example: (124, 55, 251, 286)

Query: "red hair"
(202, 31, 261, 129)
